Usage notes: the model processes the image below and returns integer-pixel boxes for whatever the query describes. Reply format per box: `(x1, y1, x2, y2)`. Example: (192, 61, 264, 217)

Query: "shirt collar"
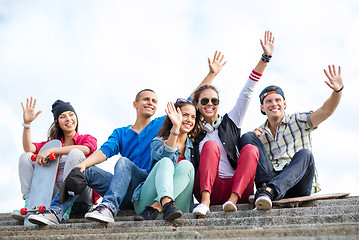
(61, 132, 79, 144)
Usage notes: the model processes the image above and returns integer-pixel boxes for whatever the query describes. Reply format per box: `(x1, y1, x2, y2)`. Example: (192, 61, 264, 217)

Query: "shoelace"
(93, 204, 107, 213)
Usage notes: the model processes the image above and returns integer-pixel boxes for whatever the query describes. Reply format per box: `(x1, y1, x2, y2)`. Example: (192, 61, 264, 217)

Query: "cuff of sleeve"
(99, 147, 111, 159)
(164, 142, 177, 152)
(249, 70, 262, 82)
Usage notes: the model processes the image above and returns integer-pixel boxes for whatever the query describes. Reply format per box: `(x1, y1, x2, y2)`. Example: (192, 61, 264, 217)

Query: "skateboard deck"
(24, 140, 61, 226)
(272, 193, 350, 208)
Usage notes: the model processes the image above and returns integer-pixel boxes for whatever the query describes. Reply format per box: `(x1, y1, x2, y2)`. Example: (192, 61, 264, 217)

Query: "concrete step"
(0, 195, 358, 239)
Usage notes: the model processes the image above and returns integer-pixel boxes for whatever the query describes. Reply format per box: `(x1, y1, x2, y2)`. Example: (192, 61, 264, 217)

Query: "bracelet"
(170, 129, 180, 136)
(22, 123, 31, 129)
(335, 85, 344, 92)
(261, 53, 272, 63)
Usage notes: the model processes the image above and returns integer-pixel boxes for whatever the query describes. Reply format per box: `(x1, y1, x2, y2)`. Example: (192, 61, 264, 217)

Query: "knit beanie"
(51, 100, 76, 121)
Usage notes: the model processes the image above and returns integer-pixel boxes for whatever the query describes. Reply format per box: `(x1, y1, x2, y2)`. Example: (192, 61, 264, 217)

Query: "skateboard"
(250, 193, 350, 208)
(271, 193, 350, 208)
(23, 140, 61, 226)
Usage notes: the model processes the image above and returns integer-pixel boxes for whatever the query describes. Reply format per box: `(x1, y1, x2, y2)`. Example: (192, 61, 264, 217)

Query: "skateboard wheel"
(20, 208, 27, 215)
(31, 154, 37, 161)
(38, 206, 46, 213)
(48, 153, 56, 160)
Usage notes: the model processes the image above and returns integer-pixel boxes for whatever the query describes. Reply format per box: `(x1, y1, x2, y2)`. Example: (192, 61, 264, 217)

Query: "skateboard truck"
(31, 153, 57, 165)
(20, 205, 46, 215)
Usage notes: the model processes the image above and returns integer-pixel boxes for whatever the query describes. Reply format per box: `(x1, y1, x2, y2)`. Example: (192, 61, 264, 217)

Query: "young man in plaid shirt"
(241, 65, 344, 210)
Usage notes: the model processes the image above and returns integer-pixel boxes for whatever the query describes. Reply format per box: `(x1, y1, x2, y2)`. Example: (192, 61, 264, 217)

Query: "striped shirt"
(259, 112, 316, 171)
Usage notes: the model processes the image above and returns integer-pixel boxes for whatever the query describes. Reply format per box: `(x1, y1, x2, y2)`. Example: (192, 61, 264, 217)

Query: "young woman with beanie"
(11, 97, 97, 221)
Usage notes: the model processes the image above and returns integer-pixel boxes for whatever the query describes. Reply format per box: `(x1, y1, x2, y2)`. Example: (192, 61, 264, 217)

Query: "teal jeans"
(134, 157, 194, 214)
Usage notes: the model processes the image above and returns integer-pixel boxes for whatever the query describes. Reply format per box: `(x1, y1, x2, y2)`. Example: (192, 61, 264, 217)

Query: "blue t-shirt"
(99, 116, 166, 172)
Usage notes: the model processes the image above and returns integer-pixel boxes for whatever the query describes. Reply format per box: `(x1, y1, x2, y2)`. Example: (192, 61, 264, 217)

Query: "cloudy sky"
(0, 0, 358, 213)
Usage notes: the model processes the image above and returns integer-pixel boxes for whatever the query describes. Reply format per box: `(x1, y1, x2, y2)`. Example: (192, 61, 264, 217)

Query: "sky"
(0, 0, 358, 213)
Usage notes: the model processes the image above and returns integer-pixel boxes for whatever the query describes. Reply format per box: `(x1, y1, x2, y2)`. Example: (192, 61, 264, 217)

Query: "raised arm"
(310, 65, 343, 128)
(164, 102, 182, 147)
(189, 51, 227, 99)
(21, 97, 42, 153)
(253, 31, 275, 74)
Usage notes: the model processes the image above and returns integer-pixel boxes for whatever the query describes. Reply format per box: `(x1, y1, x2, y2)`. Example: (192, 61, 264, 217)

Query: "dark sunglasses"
(200, 98, 219, 106)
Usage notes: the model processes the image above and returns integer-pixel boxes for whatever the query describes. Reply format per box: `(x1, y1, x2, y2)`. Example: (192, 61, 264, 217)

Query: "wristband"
(261, 53, 272, 63)
(335, 85, 344, 92)
(22, 123, 31, 129)
(170, 129, 180, 136)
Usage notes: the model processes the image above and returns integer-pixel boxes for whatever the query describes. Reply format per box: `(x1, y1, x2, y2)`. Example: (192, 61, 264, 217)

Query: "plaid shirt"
(259, 112, 316, 171)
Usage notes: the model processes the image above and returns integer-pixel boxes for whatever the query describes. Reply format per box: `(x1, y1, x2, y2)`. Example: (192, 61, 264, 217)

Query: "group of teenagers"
(11, 31, 344, 225)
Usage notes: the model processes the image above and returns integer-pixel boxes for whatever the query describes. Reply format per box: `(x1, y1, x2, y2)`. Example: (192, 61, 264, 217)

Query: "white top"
(199, 72, 259, 178)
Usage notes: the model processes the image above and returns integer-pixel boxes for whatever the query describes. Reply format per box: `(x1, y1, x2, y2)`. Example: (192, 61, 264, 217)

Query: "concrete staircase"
(1, 195, 358, 239)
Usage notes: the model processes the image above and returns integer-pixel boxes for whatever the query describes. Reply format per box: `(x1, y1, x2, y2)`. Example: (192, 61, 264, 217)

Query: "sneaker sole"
(164, 211, 183, 221)
(133, 215, 145, 221)
(193, 210, 208, 216)
(223, 203, 237, 212)
(28, 215, 58, 225)
(85, 213, 114, 223)
(11, 213, 25, 221)
(255, 197, 272, 210)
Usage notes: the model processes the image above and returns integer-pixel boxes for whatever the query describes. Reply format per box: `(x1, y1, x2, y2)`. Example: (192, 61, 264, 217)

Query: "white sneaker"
(28, 210, 60, 225)
(255, 195, 272, 210)
(222, 201, 237, 212)
(11, 210, 25, 221)
(85, 204, 114, 223)
(192, 203, 210, 216)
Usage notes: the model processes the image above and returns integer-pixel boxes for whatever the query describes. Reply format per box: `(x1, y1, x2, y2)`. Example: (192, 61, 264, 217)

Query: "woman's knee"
(241, 144, 259, 162)
(202, 140, 220, 156)
(65, 149, 86, 169)
(203, 140, 220, 150)
(176, 160, 195, 178)
(19, 152, 34, 166)
(67, 149, 86, 161)
(156, 157, 174, 170)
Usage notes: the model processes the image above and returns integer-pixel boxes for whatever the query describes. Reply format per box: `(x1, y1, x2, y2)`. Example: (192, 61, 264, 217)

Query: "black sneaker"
(134, 206, 160, 221)
(254, 186, 275, 210)
(162, 200, 182, 221)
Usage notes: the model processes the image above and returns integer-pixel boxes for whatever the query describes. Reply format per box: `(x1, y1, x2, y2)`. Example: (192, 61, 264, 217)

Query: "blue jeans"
(240, 132, 315, 200)
(49, 157, 148, 221)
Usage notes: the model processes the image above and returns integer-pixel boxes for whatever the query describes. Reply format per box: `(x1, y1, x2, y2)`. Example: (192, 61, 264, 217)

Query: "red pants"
(193, 140, 258, 205)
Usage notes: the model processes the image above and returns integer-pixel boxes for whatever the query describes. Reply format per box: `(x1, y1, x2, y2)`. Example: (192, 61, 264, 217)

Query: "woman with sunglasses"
(191, 31, 275, 215)
(12, 98, 97, 221)
(133, 99, 200, 221)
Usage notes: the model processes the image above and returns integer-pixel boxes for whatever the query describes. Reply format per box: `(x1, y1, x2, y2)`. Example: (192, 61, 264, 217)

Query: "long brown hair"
(47, 117, 79, 141)
(157, 99, 200, 141)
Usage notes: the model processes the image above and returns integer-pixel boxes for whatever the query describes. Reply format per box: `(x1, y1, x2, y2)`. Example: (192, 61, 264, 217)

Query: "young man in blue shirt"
(28, 51, 227, 225)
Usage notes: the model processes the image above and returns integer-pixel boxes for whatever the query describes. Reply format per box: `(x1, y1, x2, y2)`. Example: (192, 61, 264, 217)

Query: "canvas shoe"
(28, 210, 60, 225)
(192, 203, 210, 216)
(134, 206, 160, 221)
(11, 199, 28, 221)
(85, 204, 114, 223)
(222, 201, 237, 212)
(162, 200, 183, 221)
(255, 186, 275, 210)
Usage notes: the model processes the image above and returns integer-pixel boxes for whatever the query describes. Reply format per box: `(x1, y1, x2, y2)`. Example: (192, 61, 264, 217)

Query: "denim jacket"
(132, 136, 194, 203)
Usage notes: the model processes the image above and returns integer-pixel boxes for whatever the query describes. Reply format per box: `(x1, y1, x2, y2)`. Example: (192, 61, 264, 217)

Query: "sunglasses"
(200, 98, 219, 106)
(176, 98, 193, 104)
